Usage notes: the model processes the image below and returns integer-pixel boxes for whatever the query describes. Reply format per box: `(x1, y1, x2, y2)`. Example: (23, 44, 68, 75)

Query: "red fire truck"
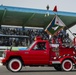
(1, 36, 76, 72)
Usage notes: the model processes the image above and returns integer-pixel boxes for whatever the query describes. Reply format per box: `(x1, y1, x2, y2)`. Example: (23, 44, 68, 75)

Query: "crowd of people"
(0, 27, 72, 47)
(50, 30, 72, 47)
(0, 27, 49, 46)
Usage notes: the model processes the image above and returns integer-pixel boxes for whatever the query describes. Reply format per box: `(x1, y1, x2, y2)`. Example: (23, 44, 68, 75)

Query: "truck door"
(29, 42, 49, 65)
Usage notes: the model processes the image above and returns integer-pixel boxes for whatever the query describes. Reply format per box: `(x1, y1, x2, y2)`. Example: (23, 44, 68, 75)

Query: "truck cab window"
(33, 42, 46, 50)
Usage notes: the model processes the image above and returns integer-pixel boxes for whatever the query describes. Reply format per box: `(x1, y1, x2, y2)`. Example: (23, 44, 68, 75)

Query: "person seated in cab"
(34, 42, 46, 50)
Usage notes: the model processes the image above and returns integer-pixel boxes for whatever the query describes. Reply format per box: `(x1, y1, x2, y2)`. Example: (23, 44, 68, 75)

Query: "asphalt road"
(0, 66, 76, 75)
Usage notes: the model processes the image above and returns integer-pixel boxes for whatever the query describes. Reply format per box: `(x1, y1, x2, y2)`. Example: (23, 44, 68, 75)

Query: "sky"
(0, 0, 76, 39)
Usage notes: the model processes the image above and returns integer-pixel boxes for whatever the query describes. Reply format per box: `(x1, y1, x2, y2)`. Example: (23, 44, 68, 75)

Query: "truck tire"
(54, 64, 62, 71)
(6, 63, 10, 71)
(61, 60, 73, 71)
(7, 59, 22, 72)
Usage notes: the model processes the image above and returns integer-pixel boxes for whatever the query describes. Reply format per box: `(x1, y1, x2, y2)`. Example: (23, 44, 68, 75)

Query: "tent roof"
(0, 5, 76, 29)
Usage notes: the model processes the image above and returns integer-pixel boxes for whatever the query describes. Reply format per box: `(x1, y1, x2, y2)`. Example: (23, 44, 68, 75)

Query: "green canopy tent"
(0, 5, 76, 29)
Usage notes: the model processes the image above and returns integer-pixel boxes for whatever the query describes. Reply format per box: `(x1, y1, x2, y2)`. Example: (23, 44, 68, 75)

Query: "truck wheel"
(8, 59, 22, 72)
(54, 64, 62, 71)
(62, 60, 73, 71)
(6, 63, 10, 71)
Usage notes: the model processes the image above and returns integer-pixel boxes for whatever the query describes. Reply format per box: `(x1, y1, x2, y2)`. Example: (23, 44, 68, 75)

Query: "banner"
(45, 15, 66, 35)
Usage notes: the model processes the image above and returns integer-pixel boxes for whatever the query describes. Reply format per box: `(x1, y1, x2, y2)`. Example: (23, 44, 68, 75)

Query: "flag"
(53, 6, 57, 12)
(45, 15, 66, 35)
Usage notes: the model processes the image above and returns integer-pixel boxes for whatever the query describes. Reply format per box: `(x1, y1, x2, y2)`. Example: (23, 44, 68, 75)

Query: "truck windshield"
(28, 42, 36, 49)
